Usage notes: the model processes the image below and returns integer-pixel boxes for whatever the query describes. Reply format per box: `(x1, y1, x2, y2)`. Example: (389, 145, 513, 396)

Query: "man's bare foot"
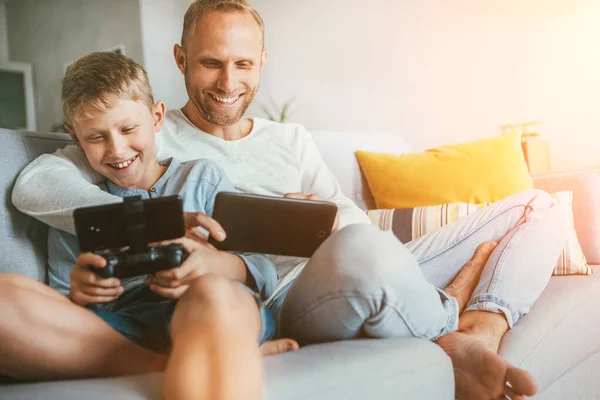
(444, 241, 498, 313)
(436, 331, 538, 399)
(259, 338, 299, 356)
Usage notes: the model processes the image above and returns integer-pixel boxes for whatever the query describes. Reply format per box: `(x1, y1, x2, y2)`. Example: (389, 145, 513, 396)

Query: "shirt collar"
(105, 158, 180, 197)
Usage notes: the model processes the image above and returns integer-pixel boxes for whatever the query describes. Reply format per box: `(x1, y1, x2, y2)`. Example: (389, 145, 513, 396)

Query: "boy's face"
(67, 99, 165, 190)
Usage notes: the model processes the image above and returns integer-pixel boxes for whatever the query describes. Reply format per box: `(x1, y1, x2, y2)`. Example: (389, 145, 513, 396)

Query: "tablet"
(208, 192, 338, 257)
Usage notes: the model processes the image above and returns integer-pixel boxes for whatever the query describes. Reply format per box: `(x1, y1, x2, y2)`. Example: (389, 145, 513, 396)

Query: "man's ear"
(260, 49, 268, 71)
(65, 124, 80, 146)
(152, 101, 166, 132)
(174, 44, 186, 75)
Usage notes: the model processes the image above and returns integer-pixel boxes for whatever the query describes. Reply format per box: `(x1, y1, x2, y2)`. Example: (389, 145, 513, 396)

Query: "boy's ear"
(65, 124, 80, 146)
(174, 44, 186, 74)
(152, 101, 166, 132)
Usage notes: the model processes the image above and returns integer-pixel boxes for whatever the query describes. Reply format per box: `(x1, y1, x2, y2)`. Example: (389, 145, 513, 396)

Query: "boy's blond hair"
(62, 51, 154, 126)
(181, 0, 264, 49)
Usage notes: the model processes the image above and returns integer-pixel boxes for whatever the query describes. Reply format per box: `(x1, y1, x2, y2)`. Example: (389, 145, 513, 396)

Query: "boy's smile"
(67, 99, 166, 190)
(107, 154, 138, 170)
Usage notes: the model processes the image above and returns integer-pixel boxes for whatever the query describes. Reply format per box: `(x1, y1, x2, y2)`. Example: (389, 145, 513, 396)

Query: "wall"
(246, 0, 600, 171)
(6, 0, 144, 131)
(5, 0, 599, 170)
(139, 0, 189, 110)
(0, 1, 8, 62)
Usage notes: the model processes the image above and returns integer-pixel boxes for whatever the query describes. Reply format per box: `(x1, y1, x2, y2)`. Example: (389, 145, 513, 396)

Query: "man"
(12, 1, 566, 398)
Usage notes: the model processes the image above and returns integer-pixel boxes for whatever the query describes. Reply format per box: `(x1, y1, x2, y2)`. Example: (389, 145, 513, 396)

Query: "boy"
(2, 51, 296, 400)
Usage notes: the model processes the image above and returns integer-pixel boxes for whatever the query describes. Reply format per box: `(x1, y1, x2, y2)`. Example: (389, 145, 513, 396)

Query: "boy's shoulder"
(174, 158, 226, 185)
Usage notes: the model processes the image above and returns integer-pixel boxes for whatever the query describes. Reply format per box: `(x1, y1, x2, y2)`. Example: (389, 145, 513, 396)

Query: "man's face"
(68, 99, 164, 190)
(178, 11, 266, 126)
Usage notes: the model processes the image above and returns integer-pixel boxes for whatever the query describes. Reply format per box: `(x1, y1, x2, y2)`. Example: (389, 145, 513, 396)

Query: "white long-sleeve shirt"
(13, 110, 370, 294)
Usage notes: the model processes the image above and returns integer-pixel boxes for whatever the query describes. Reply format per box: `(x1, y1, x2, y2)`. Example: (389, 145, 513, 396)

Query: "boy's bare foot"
(444, 241, 497, 313)
(436, 325, 538, 399)
(259, 338, 299, 356)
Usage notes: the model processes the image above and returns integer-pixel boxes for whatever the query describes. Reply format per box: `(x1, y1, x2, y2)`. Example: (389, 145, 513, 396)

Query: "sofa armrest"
(532, 168, 600, 264)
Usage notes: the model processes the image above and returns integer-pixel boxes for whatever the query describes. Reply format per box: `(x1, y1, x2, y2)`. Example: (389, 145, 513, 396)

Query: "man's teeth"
(211, 94, 239, 104)
(110, 156, 137, 169)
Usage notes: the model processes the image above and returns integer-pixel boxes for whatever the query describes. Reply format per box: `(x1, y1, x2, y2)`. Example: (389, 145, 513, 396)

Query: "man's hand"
(70, 252, 123, 306)
(146, 243, 247, 299)
(283, 192, 340, 232)
(183, 212, 226, 243)
(283, 192, 320, 201)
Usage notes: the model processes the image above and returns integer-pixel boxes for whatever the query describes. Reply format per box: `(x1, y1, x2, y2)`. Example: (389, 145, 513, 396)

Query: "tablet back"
(209, 192, 338, 257)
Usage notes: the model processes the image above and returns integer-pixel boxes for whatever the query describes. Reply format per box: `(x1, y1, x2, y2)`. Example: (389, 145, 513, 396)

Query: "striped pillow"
(367, 191, 591, 276)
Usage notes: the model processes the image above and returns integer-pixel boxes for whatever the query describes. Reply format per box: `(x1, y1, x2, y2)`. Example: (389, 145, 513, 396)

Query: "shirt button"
(150, 187, 157, 192)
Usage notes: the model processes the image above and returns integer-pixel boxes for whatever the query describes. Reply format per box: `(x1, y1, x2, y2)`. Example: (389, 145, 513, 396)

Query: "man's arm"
(12, 145, 121, 233)
(297, 127, 371, 229)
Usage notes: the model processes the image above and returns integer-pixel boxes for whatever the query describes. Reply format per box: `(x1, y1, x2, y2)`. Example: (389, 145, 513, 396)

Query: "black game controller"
(89, 243, 189, 279)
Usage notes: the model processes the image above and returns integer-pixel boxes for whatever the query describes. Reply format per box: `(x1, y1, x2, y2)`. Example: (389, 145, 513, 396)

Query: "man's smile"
(209, 93, 242, 106)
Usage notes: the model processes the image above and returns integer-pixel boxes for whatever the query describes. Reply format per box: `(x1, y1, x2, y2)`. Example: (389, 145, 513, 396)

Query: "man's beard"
(185, 71, 257, 127)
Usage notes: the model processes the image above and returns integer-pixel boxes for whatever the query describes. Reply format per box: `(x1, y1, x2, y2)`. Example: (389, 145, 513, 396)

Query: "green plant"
(259, 96, 296, 123)
(50, 121, 68, 133)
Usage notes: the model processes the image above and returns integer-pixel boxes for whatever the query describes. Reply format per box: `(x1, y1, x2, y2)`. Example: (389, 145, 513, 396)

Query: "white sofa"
(1, 127, 599, 399)
(312, 130, 600, 400)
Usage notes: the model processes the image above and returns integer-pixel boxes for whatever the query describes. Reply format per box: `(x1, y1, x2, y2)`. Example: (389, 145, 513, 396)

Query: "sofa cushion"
(0, 130, 70, 281)
(310, 131, 412, 211)
(499, 270, 600, 399)
(0, 338, 454, 400)
(532, 169, 600, 265)
(355, 132, 533, 209)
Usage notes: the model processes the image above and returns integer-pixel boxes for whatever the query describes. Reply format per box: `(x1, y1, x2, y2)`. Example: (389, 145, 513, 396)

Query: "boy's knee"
(182, 274, 233, 305)
(173, 275, 259, 335)
(181, 275, 255, 313)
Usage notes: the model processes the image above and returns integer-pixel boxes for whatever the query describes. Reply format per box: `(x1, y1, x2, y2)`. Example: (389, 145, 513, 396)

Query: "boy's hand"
(146, 243, 242, 299)
(150, 236, 208, 253)
(183, 212, 226, 243)
(70, 252, 123, 306)
(260, 338, 299, 356)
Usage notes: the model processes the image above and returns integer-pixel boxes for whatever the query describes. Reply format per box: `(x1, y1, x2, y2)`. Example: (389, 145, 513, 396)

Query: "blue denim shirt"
(47, 158, 278, 299)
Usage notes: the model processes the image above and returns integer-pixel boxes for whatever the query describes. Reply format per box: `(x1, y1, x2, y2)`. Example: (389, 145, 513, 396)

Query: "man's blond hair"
(181, 0, 264, 49)
(62, 51, 154, 126)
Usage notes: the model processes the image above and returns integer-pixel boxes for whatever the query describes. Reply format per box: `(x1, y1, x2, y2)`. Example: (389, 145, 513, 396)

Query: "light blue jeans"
(272, 189, 568, 345)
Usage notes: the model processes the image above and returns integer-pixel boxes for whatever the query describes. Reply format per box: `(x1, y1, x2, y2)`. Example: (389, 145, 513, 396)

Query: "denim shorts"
(86, 283, 275, 354)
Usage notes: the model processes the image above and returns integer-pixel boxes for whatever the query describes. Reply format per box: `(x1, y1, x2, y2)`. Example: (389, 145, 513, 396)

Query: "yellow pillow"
(355, 132, 533, 209)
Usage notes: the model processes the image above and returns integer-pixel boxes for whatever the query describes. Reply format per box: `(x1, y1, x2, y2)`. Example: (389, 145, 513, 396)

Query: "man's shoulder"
(253, 117, 305, 131)
(161, 109, 184, 133)
(252, 117, 310, 141)
(165, 108, 183, 121)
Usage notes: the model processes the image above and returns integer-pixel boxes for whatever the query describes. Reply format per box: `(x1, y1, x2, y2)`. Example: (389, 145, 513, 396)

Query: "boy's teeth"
(110, 155, 136, 169)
